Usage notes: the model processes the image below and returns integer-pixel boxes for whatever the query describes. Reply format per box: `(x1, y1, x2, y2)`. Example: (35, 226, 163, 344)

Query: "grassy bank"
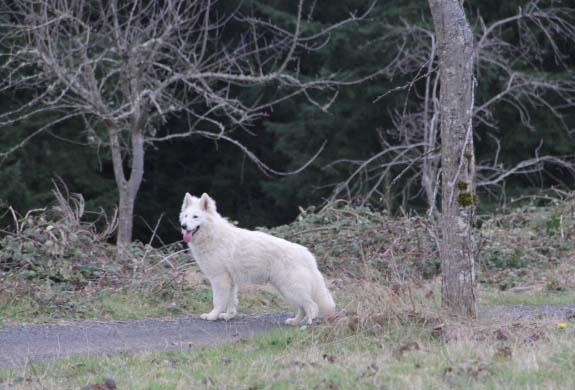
(1, 299, 574, 389)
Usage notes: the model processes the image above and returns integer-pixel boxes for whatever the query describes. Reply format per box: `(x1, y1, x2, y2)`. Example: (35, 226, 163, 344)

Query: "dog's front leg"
(201, 273, 231, 321)
(219, 282, 238, 320)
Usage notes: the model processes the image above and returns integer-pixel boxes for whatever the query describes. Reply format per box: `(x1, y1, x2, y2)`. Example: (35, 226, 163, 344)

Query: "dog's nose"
(181, 223, 187, 230)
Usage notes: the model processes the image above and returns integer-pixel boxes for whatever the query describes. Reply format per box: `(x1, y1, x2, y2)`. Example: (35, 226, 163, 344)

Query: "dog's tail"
(312, 271, 336, 316)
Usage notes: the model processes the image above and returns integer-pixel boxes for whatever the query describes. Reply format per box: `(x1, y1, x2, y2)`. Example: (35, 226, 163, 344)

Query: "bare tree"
(0, 0, 374, 245)
(328, 1, 575, 315)
(427, 0, 477, 316)
(330, 2, 575, 213)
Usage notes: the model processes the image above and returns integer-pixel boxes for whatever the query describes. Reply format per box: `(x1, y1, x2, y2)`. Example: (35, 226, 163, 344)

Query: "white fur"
(180, 193, 336, 325)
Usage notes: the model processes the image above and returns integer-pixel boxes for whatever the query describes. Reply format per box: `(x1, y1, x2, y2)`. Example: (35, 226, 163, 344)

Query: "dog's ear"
(182, 192, 194, 211)
(200, 193, 216, 213)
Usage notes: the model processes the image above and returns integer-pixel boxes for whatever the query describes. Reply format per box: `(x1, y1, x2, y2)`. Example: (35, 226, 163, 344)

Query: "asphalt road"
(0, 312, 290, 368)
(2, 305, 575, 369)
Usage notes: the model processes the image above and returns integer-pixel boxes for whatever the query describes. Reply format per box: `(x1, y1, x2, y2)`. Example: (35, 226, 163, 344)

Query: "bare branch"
(329, 1, 575, 211)
(0, 0, 377, 243)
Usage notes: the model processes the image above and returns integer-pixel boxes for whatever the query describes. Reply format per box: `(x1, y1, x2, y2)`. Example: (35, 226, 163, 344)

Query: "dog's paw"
(285, 317, 300, 326)
(200, 312, 219, 321)
(218, 313, 236, 321)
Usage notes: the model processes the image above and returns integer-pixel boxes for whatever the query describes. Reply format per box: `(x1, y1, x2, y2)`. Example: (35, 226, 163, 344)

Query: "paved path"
(480, 304, 575, 320)
(2, 305, 575, 369)
(0, 313, 290, 368)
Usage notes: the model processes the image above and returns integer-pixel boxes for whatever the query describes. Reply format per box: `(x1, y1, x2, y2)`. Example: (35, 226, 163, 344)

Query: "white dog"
(180, 193, 336, 325)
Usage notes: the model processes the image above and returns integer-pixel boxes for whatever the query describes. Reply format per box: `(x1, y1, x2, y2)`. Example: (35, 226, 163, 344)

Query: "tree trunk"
(428, 0, 477, 316)
(117, 188, 136, 246)
(109, 129, 145, 246)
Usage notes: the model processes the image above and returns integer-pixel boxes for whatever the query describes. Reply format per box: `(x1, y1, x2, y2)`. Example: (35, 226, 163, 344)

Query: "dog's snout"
(181, 223, 187, 230)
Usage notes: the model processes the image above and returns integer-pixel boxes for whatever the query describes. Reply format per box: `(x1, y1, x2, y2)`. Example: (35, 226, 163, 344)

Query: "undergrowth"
(1, 186, 575, 323)
(0, 183, 194, 321)
(265, 193, 575, 290)
(264, 201, 435, 281)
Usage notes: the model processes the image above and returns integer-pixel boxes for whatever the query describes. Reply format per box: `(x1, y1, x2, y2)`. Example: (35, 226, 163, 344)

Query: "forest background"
(1, 0, 573, 243)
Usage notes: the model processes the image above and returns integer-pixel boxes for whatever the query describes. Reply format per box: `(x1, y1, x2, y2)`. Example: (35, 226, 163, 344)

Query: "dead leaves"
(82, 378, 116, 390)
(494, 345, 513, 359)
(443, 361, 492, 385)
(494, 328, 511, 340)
(394, 340, 422, 358)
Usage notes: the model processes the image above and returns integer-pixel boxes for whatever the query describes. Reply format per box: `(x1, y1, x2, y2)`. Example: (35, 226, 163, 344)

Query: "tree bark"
(109, 129, 145, 246)
(428, 0, 477, 316)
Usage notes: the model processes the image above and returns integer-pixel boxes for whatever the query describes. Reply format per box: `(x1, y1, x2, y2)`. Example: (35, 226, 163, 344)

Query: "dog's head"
(179, 192, 216, 243)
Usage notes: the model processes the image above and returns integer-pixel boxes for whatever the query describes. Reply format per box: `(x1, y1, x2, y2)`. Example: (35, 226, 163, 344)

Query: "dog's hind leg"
(283, 299, 317, 325)
(285, 307, 305, 325)
(274, 280, 318, 325)
(201, 273, 232, 321)
(301, 301, 319, 325)
(219, 282, 239, 320)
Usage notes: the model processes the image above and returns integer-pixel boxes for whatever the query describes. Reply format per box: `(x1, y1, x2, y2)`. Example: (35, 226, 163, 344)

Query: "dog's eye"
(193, 215, 198, 219)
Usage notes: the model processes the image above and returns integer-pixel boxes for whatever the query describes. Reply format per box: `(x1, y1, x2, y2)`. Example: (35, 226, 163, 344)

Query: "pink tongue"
(183, 231, 194, 243)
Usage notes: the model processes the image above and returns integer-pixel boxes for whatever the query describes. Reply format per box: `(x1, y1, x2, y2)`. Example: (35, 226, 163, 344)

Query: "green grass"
(0, 285, 289, 324)
(0, 287, 208, 323)
(2, 321, 575, 389)
(3, 280, 572, 325)
(480, 287, 575, 307)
